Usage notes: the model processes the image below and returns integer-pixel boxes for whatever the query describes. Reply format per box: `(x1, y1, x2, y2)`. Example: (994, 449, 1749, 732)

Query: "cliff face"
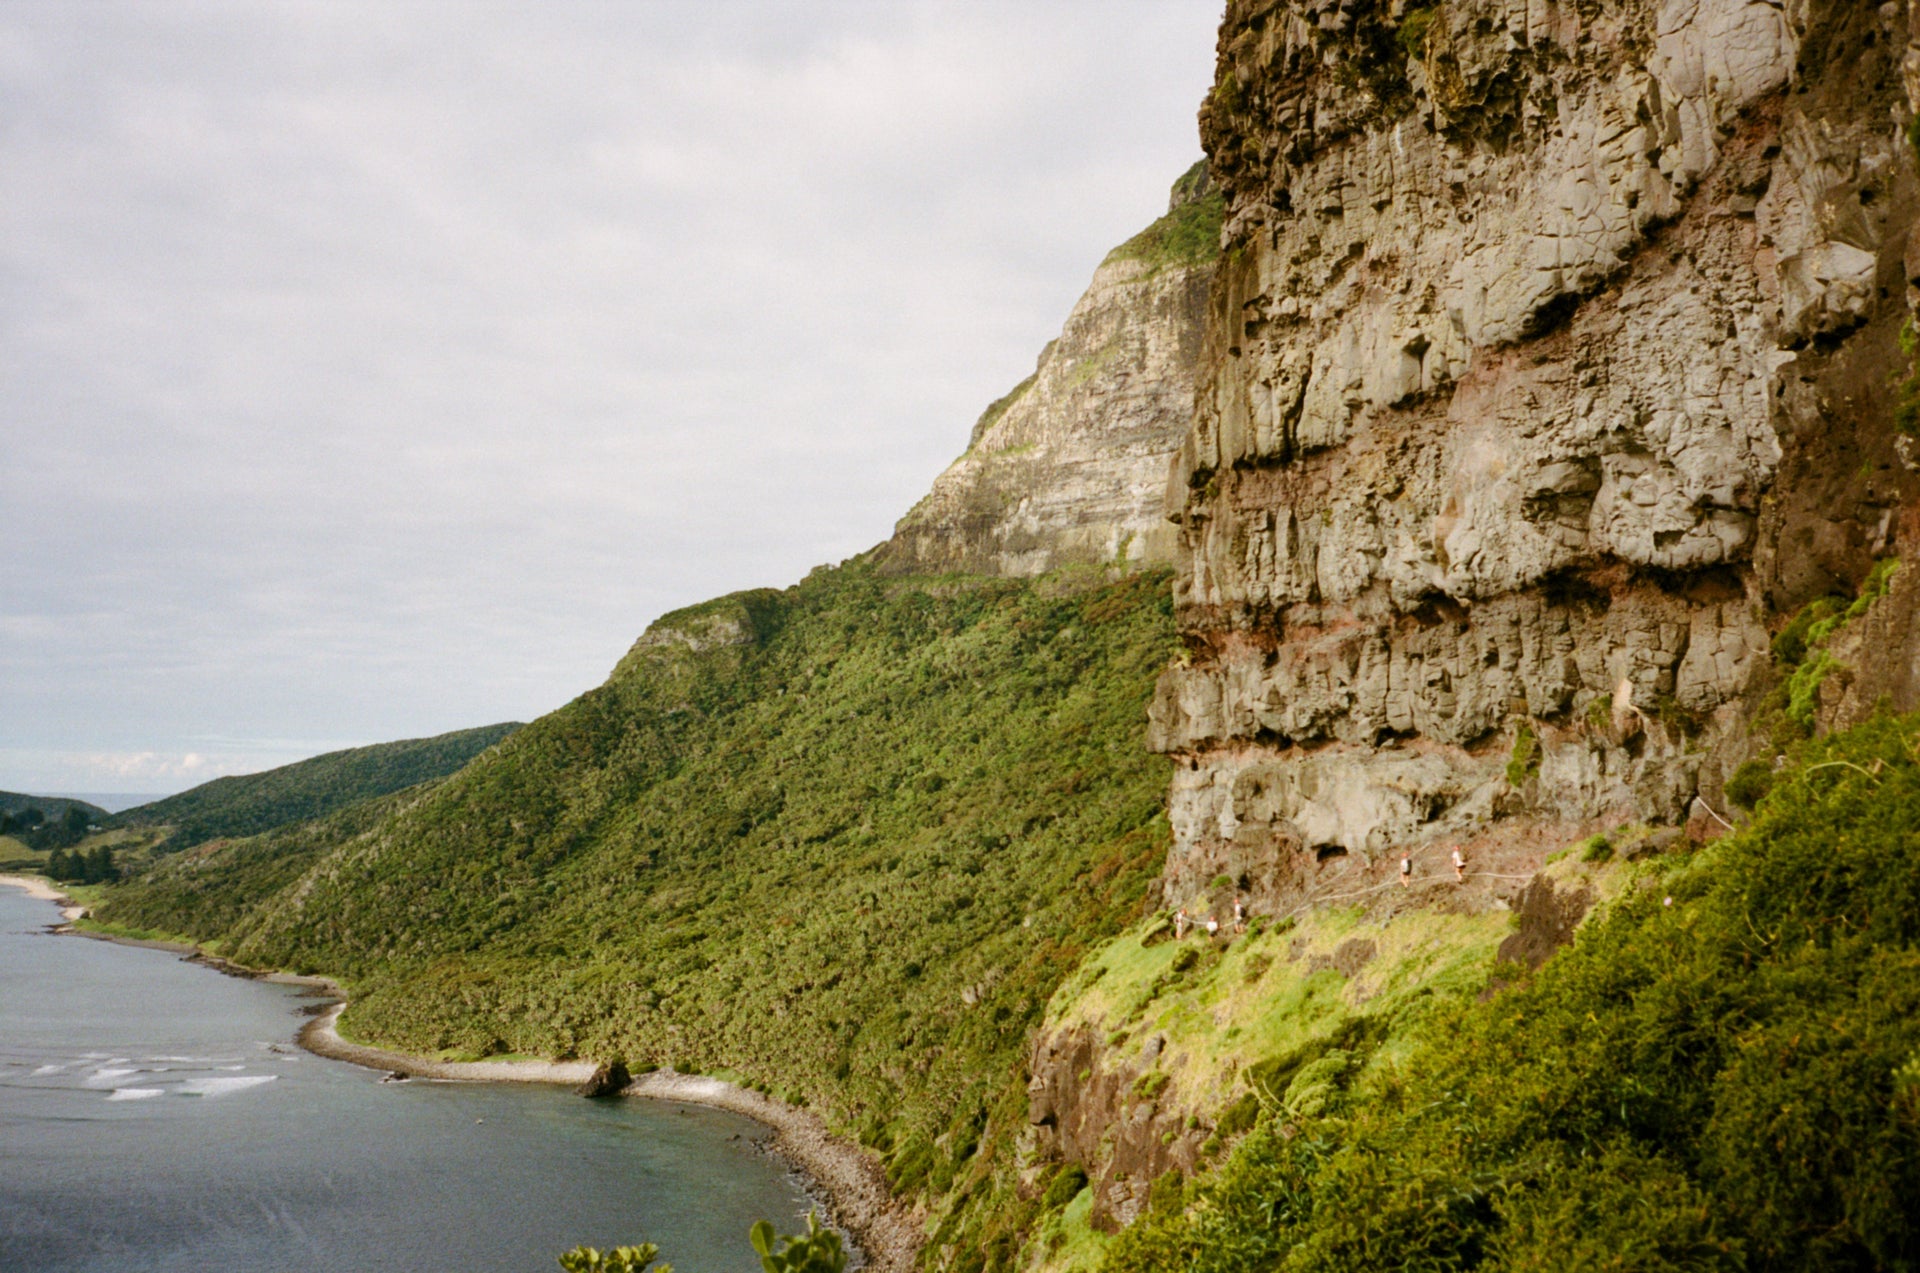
(875, 170, 1221, 577)
(1028, 0, 1920, 1232)
(1149, 0, 1920, 909)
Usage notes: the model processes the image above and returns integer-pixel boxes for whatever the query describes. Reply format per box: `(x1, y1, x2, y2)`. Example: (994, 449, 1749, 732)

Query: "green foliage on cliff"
(97, 786, 431, 946)
(109, 721, 522, 851)
(1106, 163, 1224, 276)
(1103, 713, 1920, 1273)
(98, 563, 1178, 1262)
(1765, 557, 1900, 738)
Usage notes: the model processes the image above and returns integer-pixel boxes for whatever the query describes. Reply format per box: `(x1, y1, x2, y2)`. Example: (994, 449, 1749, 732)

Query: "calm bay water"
(0, 888, 814, 1273)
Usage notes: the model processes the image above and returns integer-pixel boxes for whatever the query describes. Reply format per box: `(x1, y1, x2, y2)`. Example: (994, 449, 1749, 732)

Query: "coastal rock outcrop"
(1153, 0, 1920, 907)
(876, 168, 1220, 577)
(1031, 0, 1920, 1226)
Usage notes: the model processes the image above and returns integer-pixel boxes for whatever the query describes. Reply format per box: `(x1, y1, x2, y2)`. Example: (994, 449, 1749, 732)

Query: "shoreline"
(295, 1005, 921, 1270)
(0, 872, 86, 921)
(5, 877, 919, 1271)
(623, 1071, 922, 1273)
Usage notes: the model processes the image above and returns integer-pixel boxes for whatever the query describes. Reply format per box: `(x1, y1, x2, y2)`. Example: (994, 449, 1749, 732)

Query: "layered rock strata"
(1028, 0, 1920, 1226)
(1151, 0, 1920, 907)
(876, 171, 1220, 576)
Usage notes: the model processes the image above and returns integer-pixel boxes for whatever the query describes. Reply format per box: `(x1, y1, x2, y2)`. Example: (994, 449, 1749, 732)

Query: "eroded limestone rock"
(1157, 0, 1915, 902)
(877, 174, 1216, 577)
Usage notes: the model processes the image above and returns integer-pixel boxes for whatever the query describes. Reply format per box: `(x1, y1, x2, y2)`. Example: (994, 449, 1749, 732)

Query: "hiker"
(1451, 846, 1465, 881)
(1398, 853, 1412, 887)
(1205, 915, 1219, 937)
(1232, 896, 1245, 932)
(1174, 908, 1188, 939)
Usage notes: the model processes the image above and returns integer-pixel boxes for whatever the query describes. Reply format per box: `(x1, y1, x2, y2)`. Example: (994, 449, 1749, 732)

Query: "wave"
(106, 1088, 165, 1101)
(178, 1075, 276, 1098)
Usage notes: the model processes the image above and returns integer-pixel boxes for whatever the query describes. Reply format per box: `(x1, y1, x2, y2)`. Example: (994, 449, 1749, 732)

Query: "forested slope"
(96, 562, 1180, 1261)
(110, 721, 521, 850)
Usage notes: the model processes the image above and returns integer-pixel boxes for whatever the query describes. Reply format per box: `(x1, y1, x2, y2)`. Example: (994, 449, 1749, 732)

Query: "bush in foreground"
(1107, 713, 1920, 1272)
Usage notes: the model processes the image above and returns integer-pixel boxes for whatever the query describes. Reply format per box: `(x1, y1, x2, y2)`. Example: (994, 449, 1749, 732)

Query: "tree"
(556, 1243, 670, 1273)
(749, 1215, 847, 1273)
(558, 1216, 846, 1273)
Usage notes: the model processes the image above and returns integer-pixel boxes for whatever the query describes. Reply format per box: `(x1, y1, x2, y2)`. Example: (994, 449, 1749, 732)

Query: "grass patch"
(1104, 165, 1225, 277)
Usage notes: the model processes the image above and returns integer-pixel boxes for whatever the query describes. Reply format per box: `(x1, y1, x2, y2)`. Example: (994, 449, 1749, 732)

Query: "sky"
(0, 1, 1222, 797)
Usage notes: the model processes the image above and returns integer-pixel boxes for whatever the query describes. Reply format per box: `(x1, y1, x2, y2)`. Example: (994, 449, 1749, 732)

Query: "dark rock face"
(575, 1060, 630, 1099)
(1495, 877, 1593, 971)
(1026, 1027, 1209, 1233)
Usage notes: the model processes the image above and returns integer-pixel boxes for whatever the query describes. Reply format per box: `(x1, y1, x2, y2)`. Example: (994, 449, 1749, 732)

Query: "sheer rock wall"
(1146, 0, 1920, 911)
(1028, 1, 1920, 1229)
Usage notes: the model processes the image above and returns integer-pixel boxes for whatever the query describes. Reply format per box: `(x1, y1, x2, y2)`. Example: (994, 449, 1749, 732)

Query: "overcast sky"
(0, 1, 1220, 797)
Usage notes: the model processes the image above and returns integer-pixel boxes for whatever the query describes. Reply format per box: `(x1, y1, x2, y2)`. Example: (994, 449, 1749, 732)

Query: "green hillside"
(1098, 714, 1920, 1273)
(95, 561, 1179, 1262)
(110, 721, 522, 850)
(0, 792, 110, 824)
(0, 792, 110, 862)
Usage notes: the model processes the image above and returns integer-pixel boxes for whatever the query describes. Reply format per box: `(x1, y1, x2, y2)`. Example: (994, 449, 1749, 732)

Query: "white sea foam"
(106, 1088, 165, 1101)
(89, 1067, 138, 1084)
(178, 1075, 276, 1098)
(31, 1064, 66, 1076)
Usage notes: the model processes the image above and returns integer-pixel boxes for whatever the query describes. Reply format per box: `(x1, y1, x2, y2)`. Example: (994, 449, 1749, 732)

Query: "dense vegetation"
(109, 721, 521, 850)
(97, 561, 1180, 1264)
(0, 801, 98, 851)
(1102, 713, 1920, 1273)
(45, 843, 118, 885)
(0, 791, 109, 822)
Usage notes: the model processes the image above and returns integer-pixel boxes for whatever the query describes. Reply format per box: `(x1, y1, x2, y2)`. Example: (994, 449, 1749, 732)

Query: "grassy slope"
(97, 561, 1179, 1263)
(109, 722, 522, 850)
(1098, 714, 1920, 1273)
(1103, 162, 1224, 276)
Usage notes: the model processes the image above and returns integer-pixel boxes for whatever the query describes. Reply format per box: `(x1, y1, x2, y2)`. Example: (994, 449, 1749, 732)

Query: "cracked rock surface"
(1159, 0, 1919, 913)
(1031, 1, 1920, 1226)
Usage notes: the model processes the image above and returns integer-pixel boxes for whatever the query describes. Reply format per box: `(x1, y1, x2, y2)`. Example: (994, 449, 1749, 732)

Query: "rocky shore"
(624, 1071, 920, 1273)
(5, 877, 916, 1268)
(293, 1006, 919, 1270)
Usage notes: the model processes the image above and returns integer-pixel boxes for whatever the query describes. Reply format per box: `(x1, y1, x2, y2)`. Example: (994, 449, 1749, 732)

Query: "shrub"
(1506, 721, 1541, 787)
(1041, 1164, 1089, 1211)
(1102, 713, 1920, 1273)
(1724, 759, 1774, 810)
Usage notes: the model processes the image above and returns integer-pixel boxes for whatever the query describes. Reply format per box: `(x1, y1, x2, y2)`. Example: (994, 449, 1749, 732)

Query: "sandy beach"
(297, 1002, 598, 1083)
(0, 873, 86, 921)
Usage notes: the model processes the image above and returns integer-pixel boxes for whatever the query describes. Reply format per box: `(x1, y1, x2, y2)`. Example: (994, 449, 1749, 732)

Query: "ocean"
(0, 888, 815, 1272)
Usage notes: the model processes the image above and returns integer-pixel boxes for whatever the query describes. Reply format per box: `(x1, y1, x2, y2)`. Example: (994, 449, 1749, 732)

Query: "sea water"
(0, 889, 814, 1272)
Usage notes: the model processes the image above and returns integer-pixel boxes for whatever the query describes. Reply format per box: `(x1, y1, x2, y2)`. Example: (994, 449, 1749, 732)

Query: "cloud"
(0, 1, 1221, 793)
(0, 744, 340, 795)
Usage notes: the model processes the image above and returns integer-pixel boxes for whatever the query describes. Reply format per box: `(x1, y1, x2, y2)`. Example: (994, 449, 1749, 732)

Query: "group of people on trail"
(1398, 845, 1468, 887)
(1173, 895, 1249, 941)
(1175, 844, 1473, 938)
